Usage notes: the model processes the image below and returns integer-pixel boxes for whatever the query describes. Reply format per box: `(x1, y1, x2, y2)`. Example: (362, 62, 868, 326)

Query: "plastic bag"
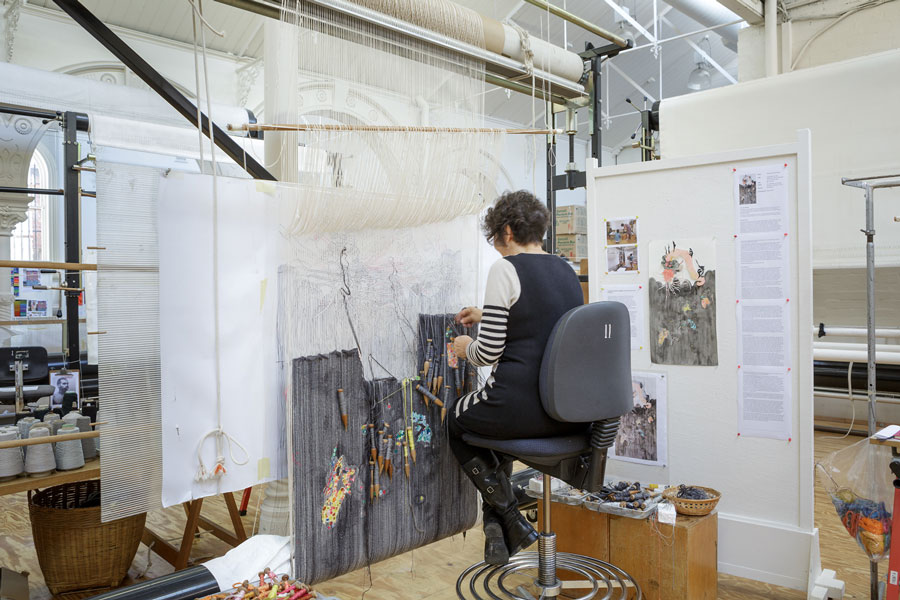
(816, 438, 893, 560)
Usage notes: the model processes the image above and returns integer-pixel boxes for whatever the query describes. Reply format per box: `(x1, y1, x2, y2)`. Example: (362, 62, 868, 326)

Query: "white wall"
(738, 0, 900, 80)
(4, 4, 263, 115)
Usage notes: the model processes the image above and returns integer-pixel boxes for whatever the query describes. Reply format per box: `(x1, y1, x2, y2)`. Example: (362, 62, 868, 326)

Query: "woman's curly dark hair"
(482, 190, 550, 246)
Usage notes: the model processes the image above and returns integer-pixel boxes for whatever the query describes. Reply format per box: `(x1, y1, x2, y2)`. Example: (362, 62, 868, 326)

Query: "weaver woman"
(450, 190, 584, 566)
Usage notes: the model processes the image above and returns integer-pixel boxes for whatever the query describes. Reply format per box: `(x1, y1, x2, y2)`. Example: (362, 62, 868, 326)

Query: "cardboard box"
(556, 205, 587, 234)
(556, 233, 587, 260)
(0, 568, 29, 600)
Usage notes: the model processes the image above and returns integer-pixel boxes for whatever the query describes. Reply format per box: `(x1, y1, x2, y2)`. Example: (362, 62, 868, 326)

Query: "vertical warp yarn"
(0, 426, 24, 480)
(291, 340, 477, 584)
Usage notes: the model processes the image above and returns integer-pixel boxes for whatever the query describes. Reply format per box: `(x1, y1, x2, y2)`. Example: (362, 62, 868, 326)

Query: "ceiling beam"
(607, 61, 657, 102)
(716, 0, 763, 24)
(661, 15, 737, 84)
(601, 0, 656, 42)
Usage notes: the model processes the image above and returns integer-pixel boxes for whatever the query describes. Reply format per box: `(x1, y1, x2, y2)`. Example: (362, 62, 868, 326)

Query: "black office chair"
(456, 302, 641, 600)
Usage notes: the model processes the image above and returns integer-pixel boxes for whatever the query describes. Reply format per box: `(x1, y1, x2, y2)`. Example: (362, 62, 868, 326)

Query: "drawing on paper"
(606, 217, 638, 246)
(648, 239, 718, 366)
(606, 245, 638, 273)
(612, 371, 666, 466)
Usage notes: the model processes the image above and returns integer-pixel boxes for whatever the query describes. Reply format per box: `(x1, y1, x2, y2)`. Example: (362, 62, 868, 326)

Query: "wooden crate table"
(538, 500, 718, 599)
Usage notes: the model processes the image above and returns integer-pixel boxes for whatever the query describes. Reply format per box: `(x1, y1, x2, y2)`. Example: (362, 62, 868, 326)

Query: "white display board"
(587, 131, 819, 592)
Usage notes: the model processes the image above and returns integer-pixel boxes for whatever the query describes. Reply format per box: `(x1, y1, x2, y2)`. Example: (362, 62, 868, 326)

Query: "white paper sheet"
(734, 163, 792, 440)
(159, 173, 281, 507)
(736, 301, 792, 369)
(735, 236, 790, 300)
(734, 164, 790, 237)
(611, 371, 667, 466)
(601, 284, 645, 350)
(738, 368, 792, 440)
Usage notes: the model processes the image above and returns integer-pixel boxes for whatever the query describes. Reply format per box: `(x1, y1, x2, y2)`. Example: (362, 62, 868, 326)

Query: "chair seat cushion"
(462, 432, 590, 465)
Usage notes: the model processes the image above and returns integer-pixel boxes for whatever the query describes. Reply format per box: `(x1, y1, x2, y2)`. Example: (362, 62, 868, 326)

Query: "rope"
(189, 0, 249, 483)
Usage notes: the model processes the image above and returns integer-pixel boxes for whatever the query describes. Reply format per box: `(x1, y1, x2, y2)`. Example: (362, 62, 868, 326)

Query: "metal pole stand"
(456, 474, 641, 599)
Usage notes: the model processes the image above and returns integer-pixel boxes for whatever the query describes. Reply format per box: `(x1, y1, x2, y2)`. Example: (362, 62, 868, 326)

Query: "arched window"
(11, 150, 51, 261)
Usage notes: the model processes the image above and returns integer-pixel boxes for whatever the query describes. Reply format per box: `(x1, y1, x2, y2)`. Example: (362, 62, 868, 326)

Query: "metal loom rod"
(229, 124, 566, 135)
(522, 0, 629, 47)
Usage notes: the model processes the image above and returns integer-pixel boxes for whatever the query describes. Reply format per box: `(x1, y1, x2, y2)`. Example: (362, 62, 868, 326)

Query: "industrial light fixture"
(687, 35, 713, 91)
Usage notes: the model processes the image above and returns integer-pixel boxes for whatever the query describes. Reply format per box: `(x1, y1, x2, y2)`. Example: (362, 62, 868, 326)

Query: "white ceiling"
(27, 0, 740, 153)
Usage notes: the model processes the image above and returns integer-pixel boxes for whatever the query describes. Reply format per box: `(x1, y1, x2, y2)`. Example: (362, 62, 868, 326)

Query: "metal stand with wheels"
(843, 173, 900, 600)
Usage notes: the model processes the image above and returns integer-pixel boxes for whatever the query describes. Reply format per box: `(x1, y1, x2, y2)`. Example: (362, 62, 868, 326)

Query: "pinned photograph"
(27, 300, 47, 317)
(606, 217, 638, 246)
(49, 370, 80, 410)
(23, 270, 41, 287)
(612, 371, 667, 466)
(607, 245, 638, 274)
(739, 174, 757, 205)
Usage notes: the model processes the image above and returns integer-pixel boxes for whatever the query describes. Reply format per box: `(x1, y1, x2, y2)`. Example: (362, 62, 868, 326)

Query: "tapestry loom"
(291, 315, 480, 584)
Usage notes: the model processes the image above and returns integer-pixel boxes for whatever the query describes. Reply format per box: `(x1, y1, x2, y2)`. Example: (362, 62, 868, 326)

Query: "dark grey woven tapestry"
(291, 314, 479, 584)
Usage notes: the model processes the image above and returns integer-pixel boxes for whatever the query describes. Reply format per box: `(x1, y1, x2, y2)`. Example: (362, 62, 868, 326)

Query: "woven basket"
(28, 480, 146, 596)
(662, 486, 721, 516)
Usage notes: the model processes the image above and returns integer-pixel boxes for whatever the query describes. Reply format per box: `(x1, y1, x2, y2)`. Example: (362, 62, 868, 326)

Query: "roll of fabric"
(24, 424, 55, 475)
(54, 424, 85, 471)
(0, 426, 24, 480)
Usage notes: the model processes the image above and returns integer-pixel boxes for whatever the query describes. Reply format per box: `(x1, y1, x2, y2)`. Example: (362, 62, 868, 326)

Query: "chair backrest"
(0, 347, 49, 385)
(539, 302, 632, 423)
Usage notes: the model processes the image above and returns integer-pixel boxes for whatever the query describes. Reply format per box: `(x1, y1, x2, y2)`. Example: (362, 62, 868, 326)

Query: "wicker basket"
(28, 480, 146, 596)
(662, 486, 721, 516)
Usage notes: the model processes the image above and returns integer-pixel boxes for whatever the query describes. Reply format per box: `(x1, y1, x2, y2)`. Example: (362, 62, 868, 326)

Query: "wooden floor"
(0, 431, 876, 599)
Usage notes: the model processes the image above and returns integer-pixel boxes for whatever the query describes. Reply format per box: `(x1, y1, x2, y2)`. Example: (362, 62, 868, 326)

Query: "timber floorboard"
(0, 432, 876, 599)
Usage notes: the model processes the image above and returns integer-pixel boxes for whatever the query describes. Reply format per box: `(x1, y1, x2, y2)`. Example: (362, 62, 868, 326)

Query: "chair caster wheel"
(526, 509, 537, 523)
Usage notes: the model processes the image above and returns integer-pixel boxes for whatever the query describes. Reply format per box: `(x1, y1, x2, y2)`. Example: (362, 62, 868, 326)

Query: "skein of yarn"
(54, 424, 85, 471)
(24, 424, 55, 477)
(0, 426, 24, 480)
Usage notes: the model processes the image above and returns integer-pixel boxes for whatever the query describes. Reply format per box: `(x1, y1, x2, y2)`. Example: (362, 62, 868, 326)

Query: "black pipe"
(85, 566, 219, 600)
(0, 186, 65, 196)
(50, 0, 275, 181)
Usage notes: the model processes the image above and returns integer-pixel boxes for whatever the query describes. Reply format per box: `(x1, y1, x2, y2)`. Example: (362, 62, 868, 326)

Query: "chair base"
(456, 550, 641, 600)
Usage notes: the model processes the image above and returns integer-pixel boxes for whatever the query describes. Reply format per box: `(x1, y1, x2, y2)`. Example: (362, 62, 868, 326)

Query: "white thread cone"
(54, 424, 85, 471)
(24, 424, 55, 476)
(17, 417, 36, 441)
(0, 426, 23, 479)
(74, 416, 96, 460)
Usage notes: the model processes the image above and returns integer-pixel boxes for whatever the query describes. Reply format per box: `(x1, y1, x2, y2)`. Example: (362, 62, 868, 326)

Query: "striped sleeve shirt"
(466, 258, 521, 367)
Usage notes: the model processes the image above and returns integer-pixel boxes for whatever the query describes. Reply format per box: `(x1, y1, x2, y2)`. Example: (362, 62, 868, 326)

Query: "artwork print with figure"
(648, 239, 718, 366)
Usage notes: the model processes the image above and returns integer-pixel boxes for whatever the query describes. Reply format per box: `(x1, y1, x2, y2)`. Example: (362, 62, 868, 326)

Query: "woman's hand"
(455, 307, 482, 325)
(453, 335, 473, 359)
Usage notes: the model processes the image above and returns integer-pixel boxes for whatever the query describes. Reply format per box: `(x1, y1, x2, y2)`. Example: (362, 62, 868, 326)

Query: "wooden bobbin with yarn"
(54, 424, 85, 471)
(25, 423, 56, 477)
(0, 425, 24, 481)
(65, 411, 97, 460)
